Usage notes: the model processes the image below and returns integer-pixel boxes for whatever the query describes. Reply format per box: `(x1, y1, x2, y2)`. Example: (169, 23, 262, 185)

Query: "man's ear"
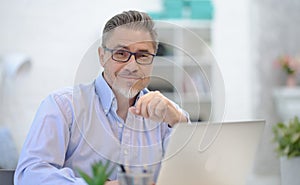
(98, 47, 105, 67)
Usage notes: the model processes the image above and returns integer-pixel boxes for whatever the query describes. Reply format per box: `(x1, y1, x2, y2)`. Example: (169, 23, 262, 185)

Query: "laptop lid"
(156, 120, 265, 185)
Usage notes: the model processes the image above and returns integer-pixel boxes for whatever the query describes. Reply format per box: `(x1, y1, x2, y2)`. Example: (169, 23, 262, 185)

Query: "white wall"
(0, 0, 161, 151)
(212, 0, 254, 120)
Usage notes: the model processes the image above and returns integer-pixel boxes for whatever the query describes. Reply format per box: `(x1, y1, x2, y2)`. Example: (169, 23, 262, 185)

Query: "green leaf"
(78, 169, 94, 185)
(272, 116, 300, 158)
(291, 133, 300, 143)
(78, 160, 116, 185)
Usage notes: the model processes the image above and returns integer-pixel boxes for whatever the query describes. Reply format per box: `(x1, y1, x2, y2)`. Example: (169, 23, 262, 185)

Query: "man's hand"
(129, 91, 187, 127)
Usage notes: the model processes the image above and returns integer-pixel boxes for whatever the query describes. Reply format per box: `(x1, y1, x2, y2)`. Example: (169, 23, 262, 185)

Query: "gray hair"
(102, 10, 158, 51)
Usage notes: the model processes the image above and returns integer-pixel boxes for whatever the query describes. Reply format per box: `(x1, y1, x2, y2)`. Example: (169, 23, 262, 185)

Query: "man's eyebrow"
(113, 45, 129, 50)
(113, 45, 152, 53)
(137, 49, 151, 53)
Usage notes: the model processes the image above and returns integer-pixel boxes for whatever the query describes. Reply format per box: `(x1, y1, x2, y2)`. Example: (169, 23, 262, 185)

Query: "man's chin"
(116, 88, 139, 99)
(113, 78, 149, 98)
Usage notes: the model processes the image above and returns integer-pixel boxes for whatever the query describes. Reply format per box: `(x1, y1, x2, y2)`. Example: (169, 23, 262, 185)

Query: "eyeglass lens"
(112, 49, 153, 64)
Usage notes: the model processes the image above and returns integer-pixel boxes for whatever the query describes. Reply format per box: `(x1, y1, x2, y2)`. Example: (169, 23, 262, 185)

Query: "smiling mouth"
(118, 74, 143, 80)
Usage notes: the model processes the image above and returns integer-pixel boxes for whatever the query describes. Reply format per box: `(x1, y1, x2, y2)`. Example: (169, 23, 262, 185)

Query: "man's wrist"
(168, 111, 188, 127)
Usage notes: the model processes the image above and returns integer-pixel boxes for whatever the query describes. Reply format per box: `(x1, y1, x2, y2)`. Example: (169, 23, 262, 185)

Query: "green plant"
(78, 160, 115, 185)
(273, 116, 300, 158)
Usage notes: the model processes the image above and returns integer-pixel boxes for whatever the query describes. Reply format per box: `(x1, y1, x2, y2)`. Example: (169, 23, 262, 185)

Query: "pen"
(120, 164, 126, 173)
(142, 166, 151, 185)
(119, 164, 132, 185)
(142, 165, 148, 173)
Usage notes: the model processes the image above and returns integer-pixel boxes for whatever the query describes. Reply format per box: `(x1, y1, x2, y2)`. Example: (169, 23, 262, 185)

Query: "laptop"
(156, 120, 265, 185)
(0, 169, 15, 185)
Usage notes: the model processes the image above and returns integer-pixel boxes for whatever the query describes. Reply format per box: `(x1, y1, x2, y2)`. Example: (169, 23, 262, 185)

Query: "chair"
(0, 169, 15, 185)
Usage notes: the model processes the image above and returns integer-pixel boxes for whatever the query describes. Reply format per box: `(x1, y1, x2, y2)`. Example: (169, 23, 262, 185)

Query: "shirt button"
(119, 123, 123, 128)
(124, 149, 128, 155)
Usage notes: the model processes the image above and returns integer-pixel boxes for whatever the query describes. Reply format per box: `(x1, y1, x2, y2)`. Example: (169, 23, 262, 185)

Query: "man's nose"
(128, 53, 137, 63)
(125, 54, 139, 70)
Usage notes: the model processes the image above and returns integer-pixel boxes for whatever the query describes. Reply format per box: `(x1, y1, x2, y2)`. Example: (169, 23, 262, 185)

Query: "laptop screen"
(156, 120, 265, 185)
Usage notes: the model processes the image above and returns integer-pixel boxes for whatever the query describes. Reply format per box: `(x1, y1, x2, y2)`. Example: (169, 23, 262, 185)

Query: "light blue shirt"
(14, 74, 187, 185)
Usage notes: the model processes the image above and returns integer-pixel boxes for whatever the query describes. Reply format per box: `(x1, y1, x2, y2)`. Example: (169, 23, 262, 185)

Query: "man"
(14, 10, 189, 185)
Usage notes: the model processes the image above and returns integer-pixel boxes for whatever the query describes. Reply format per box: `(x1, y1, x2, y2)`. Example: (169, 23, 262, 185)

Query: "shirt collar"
(95, 73, 149, 115)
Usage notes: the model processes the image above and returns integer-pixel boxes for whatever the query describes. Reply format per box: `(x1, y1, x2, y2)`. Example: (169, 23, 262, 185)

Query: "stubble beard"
(112, 76, 150, 99)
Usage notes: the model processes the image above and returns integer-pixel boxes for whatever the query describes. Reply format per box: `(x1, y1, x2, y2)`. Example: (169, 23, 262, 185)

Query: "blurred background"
(1, 0, 300, 184)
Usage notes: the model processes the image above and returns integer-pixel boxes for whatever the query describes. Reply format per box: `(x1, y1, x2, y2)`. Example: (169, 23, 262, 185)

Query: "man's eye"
(114, 50, 128, 56)
(137, 53, 150, 58)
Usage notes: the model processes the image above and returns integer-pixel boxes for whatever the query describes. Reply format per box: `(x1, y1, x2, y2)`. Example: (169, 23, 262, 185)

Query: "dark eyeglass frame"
(103, 47, 156, 65)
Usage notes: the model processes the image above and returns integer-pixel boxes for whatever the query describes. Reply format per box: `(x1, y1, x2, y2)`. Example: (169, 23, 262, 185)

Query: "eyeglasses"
(103, 47, 156, 65)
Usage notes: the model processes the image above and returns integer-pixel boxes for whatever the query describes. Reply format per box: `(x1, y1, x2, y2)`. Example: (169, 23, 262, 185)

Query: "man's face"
(99, 27, 155, 99)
